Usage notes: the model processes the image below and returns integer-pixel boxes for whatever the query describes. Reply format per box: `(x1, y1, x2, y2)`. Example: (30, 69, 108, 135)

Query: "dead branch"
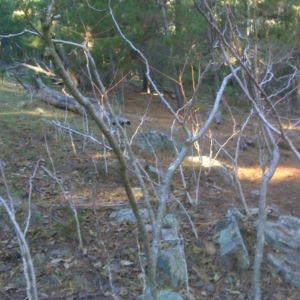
(7, 62, 56, 77)
(18, 73, 131, 125)
(30, 72, 86, 115)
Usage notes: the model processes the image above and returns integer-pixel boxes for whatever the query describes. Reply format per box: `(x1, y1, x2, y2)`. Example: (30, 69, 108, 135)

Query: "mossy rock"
(133, 130, 177, 154)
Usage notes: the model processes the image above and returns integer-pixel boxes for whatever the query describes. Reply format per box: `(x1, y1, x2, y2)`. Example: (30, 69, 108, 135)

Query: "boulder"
(267, 253, 300, 287)
(109, 208, 150, 224)
(262, 215, 300, 287)
(137, 290, 183, 300)
(216, 215, 250, 271)
(133, 130, 176, 153)
(264, 221, 300, 252)
(157, 245, 187, 288)
(184, 155, 233, 185)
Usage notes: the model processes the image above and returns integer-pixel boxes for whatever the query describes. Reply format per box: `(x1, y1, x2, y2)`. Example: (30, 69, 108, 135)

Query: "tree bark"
(17, 73, 130, 125)
(291, 77, 300, 112)
(158, 0, 184, 109)
(252, 127, 280, 299)
(39, 3, 152, 299)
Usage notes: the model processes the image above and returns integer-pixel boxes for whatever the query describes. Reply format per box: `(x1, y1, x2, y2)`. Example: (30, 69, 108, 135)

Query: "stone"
(163, 214, 180, 231)
(184, 155, 233, 185)
(49, 245, 71, 257)
(109, 208, 150, 224)
(250, 190, 260, 197)
(214, 110, 222, 124)
(264, 221, 300, 252)
(263, 214, 300, 288)
(267, 253, 300, 287)
(144, 164, 164, 181)
(156, 290, 183, 300)
(202, 108, 222, 124)
(278, 215, 300, 240)
(216, 216, 250, 271)
(284, 252, 300, 268)
(137, 290, 183, 300)
(133, 130, 176, 153)
(15, 100, 27, 109)
(240, 136, 258, 150)
(226, 207, 247, 223)
(161, 228, 180, 246)
(157, 245, 187, 288)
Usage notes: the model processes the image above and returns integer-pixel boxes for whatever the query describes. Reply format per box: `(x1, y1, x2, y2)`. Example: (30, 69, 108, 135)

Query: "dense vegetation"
(1, 0, 300, 109)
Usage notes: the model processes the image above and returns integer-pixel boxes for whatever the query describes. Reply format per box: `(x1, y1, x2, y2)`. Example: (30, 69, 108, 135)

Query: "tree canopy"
(0, 0, 300, 105)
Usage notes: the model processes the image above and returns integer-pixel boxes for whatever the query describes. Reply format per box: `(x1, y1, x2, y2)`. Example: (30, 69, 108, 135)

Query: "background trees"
(2, 0, 299, 111)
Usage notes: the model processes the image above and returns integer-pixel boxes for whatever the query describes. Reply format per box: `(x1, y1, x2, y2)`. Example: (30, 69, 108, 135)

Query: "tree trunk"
(173, 66, 184, 108)
(291, 78, 300, 112)
(55, 43, 79, 87)
(158, 0, 184, 109)
(108, 48, 124, 105)
(18, 73, 130, 125)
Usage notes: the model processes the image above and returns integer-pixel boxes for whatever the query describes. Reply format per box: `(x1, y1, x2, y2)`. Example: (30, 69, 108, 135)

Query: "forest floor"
(0, 77, 300, 300)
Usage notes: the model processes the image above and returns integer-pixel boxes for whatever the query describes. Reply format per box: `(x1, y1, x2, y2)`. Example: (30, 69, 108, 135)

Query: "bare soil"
(0, 80, 300, 299)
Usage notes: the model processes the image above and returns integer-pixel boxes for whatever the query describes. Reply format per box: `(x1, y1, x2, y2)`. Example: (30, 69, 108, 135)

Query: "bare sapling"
(0, 165, 38, 300)
(193, 0, 300, 298)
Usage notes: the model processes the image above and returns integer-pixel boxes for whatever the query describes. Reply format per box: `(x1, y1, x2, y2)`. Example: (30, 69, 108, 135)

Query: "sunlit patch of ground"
(238, 165, 300, 183)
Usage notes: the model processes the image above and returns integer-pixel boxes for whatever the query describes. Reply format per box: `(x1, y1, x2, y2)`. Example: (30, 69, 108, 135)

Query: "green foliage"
(225, 86, 235, 98)
(0, 0, 298, 96)
(53, 209, 83, 239)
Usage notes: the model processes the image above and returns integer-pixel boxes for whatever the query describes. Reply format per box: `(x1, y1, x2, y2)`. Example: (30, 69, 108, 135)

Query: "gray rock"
(163, 214, 180, 231)
(226, 207, 247, 223)
(267, 253, 300, 287)
(161, 228, 180, 246)
(202, 156, 233, 184)
(184, 155, 233, 185)
(137, 290, 183, 300)
(284, 252, 300, 268)
(216, 216, 250, 270)
(202, 108, 222, 124)
(250, 190, 260, 197)
(263, 215, 300, 288)
(16, 100, 27, 109)
(109, 208, 150, 224)
(157, 290, 183, 300)
(214, 110, 222, 124)
(145, 164, 164, 181)
(145, 224, 153, 232)
(278, 215, 300, 240)
(134, 130, 176, 153)
(157, 245, 187, 288)
(49, 246, 71, 257)
(240, 136, 258, 150)
(264, 221, 300, 252)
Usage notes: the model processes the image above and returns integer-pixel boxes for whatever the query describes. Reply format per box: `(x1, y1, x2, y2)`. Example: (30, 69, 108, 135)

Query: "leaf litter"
(0, 80, 300, 299)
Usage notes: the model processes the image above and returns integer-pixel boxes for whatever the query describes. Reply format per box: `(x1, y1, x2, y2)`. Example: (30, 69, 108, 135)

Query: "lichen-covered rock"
(157, 245, 187, 288)
(109, 208, 150, 224)
(133, 130, 176, 153)
(216, 216, 250, 271)
(264, 221, 300, 252)
(184, 155, 233, 185)
(267, 253, 300, 287)
(137, 290, 183, 300)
